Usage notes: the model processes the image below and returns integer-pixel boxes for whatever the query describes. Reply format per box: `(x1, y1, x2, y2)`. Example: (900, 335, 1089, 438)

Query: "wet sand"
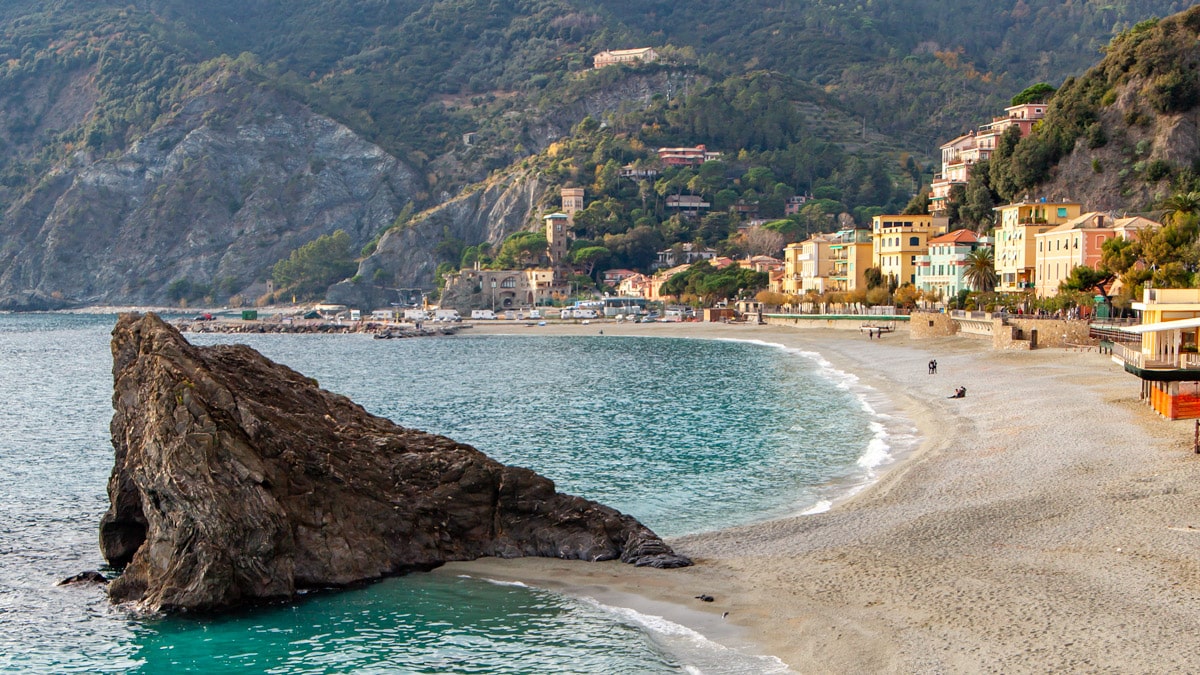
(437, 321, 1200, 673)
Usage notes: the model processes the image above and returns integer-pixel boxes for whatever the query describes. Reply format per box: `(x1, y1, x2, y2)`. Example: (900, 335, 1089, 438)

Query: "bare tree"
(743, 226, 786, 257)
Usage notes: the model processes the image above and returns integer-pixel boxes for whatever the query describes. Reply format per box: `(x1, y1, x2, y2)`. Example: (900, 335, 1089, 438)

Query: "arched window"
(501, 276, 517, 288)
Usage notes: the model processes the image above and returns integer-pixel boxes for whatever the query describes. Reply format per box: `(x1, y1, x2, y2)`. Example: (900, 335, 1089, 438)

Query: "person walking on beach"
(928, 359, 938, 374)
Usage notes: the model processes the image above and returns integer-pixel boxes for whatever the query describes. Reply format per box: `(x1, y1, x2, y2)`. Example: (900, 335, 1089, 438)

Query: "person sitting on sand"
(948, 386, 966, 399)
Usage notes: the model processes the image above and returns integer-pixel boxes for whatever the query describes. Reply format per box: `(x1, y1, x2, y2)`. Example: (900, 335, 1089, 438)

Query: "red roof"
(928, 229, 979, 245)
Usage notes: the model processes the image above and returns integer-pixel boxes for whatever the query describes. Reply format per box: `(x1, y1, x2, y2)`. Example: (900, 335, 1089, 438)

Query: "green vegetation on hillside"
(982, 9, 1200, 206)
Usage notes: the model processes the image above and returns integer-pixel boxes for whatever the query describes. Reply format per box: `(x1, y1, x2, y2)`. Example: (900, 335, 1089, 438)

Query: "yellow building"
(593, 47, 658, 69)
(993, 199, 1082, 293)
(871, 215, 947, 287)
(830, 228, 874, 291)
(780, 234, 837, 295)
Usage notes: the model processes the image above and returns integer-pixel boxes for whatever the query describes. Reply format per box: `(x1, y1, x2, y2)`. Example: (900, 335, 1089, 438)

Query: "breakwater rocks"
(100, 313, 689, 613)
(178, 319, 463, 338)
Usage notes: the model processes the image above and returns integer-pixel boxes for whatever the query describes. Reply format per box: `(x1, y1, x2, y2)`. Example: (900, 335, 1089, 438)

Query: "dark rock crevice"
(100, 313, 689, 612)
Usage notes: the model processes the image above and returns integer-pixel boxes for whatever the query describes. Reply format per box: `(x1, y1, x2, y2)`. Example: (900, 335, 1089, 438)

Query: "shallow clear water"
(0, 314, 914, 673)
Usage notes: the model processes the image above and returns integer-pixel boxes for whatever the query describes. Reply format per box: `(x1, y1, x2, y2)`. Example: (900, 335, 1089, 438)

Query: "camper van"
(471, 309, 496, 320)
(434, 309, 461, 322)
(403, 309, 430, 322)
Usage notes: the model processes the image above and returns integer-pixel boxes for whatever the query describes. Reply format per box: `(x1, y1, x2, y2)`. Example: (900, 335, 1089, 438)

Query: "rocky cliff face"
(0, 71, 420, 310)
(1039, 101, 1200, 212)
(327, 168, 546, 308)
(100, 313, 689, 612)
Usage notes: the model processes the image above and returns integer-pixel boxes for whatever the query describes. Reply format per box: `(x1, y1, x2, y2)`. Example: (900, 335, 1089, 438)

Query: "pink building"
(602, 269, 639, 286)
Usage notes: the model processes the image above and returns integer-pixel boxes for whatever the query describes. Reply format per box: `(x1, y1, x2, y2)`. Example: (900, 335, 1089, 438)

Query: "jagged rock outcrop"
(100, 313, 689, 612)
(327, 168, 546, 307)
(0, 70, 420, 310)
(333, 166, 549, 306)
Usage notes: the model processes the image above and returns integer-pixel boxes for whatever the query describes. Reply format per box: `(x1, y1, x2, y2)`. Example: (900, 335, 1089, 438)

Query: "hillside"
(0, 0, 1185, 308)
(991, 8, 1200, 211)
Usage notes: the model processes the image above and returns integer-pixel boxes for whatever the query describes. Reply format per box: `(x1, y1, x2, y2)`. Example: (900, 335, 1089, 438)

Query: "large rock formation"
(100, 313, 689, 612)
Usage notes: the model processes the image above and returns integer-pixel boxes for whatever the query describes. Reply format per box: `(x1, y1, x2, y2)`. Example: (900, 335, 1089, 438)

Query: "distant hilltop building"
(657, 145, 721, 167)
(593, 47, 658, 69)
(930, 102, 1048, 216)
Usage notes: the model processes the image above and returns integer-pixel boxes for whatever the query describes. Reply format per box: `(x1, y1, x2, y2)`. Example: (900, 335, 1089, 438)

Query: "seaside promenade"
(446, 321, 1200, 673)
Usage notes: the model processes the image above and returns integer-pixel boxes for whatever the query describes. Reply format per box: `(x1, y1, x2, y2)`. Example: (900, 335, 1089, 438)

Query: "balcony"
(1112, 342, 1200, 379)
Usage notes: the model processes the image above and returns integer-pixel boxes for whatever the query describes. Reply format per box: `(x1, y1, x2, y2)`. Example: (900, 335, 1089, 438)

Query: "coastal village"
(14, 6, 1200, 672)
(372, 94, 1200, 423)
(183, 88, 1200, 423)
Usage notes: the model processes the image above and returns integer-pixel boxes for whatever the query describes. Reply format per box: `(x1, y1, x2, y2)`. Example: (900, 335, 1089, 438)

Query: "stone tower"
(561, 187, 584, 223)
(545, 213, 570, 269)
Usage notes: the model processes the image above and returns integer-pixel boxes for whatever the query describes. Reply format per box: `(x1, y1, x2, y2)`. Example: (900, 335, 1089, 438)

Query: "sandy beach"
(435, 320, 1200, 673)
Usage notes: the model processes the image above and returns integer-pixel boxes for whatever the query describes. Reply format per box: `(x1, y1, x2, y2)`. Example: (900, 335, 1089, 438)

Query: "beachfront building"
(443, 267, 564, 309)
(648, 264, 693, 301)
(783, 233, 839, 294)
(872, 215, 948, 287)
(929, 102, 1048, 217)
(593, 47, 658, 69)
(615, 272, 653, 298)
(1033, 212, 1119, 299)
(1113, 288, 1200, 419)
(1035, 213, 1160, 299)
(915, 229, 992, 300)
(830, 228, 874, 292)
(993, 199, 1083, 293)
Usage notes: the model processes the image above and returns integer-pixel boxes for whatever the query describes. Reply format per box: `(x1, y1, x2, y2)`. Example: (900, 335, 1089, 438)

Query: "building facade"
(657, 145, 721, 167)
(1034, 213, 1161, 298)
(593, 47, 658, 69)
(872, 215, 948, 287)
(781, 233, 838, 295)
(929, 102, 1048, 216)
(830, 228, 874, 292)
(915, 229, 991, 299)
(993, 200, 1082, 293)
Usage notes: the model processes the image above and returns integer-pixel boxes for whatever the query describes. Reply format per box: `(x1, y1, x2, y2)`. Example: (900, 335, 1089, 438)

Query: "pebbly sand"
(434, 320, 1200, 673)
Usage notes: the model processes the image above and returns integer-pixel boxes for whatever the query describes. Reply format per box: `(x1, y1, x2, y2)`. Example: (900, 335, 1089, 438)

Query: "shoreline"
(447, 321, 1200, 672)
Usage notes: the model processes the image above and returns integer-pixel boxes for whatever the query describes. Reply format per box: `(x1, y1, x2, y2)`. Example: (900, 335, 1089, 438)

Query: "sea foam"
(580, 597, 792, 674)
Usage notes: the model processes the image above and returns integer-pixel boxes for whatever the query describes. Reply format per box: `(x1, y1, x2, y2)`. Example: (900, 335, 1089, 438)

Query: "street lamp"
(491, 279, 497, 312)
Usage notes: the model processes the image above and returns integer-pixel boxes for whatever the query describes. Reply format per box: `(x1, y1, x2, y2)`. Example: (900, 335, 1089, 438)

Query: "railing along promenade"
(1111, 341, 1200, 371)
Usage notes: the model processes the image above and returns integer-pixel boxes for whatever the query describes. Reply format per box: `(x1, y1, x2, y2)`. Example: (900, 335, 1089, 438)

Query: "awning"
(1119, 316, 1200, 334)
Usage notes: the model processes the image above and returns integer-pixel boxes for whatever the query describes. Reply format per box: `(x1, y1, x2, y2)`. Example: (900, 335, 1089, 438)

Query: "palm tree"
(1161, 191, 1200, 225)
(964, 247, 998, 293)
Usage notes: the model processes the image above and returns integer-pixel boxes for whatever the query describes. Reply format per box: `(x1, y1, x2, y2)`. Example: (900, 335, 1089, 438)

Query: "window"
(1057, 207, 1068, 218)
(909, 236, 920, 247)
(501, 277, 516, 288)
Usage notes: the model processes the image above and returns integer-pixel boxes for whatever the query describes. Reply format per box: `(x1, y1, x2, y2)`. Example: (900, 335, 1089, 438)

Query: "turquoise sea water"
(0, 314, 915, 673)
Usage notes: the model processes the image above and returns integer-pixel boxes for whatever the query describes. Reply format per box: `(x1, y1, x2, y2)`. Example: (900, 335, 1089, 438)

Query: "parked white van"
(471, 309, 496, 320)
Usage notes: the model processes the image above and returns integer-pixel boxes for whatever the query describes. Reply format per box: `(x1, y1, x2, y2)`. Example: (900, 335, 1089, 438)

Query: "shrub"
(1145, 159, 1172, 182)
